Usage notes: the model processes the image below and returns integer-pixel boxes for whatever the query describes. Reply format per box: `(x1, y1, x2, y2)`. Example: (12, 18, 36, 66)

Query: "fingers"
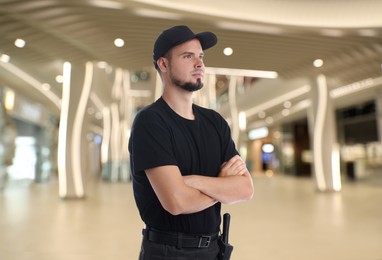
(219, 155, 247, 177)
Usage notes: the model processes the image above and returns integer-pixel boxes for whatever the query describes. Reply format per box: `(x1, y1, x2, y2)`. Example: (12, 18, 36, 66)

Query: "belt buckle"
(198, 235, 211, 248)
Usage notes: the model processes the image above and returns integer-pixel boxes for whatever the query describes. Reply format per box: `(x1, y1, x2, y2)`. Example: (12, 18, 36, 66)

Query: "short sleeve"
(129, 109, 177, 173)
(216, 111, 239, 162)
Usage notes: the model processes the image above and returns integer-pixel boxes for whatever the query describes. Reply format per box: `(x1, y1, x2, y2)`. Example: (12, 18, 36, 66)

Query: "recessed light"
(223, 47, 233, 56)
(281, 109, 290, 116)
(0, 54, 10, 63)
(14, 38, 26, 48)
(313, 59, 324, 68)
(114, 38, 124, 47)
(41, 83, 51, 91)
(265, 117, 274, 124)
(283, 101, 292, 108)
(56, 75, 63, 83)
(87, 107, 95, 115)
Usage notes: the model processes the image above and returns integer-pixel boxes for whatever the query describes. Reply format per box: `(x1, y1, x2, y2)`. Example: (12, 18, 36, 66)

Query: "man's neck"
(162, 88, 195, 120)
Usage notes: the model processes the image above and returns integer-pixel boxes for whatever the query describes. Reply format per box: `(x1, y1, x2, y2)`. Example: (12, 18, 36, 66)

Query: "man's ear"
(157, 57, 168, 72)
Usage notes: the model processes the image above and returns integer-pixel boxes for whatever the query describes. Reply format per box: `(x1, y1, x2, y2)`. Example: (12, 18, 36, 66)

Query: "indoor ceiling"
(1, 0, 382, 127)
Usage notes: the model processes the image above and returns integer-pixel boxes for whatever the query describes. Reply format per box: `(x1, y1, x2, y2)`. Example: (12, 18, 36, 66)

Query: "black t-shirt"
(128, 97, 238, 234)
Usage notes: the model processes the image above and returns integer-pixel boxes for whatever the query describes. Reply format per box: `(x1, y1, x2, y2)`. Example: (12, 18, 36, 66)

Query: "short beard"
(172, 77, 204, 92)
(168, 64, 204, 92)
(167, 56, 204, 92)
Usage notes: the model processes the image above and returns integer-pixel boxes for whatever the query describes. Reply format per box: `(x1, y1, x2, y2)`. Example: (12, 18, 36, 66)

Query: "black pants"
(138, 236, 220, 260)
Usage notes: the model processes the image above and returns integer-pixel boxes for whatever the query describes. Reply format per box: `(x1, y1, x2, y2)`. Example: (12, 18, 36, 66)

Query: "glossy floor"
(1, 174, 382, 260)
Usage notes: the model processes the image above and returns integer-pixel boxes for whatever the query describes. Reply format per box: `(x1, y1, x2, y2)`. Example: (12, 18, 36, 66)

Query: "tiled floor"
(1, 174, 382, 260)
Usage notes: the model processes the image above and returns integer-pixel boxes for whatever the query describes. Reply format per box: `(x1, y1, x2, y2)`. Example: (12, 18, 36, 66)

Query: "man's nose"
(195, 57, 204, 68)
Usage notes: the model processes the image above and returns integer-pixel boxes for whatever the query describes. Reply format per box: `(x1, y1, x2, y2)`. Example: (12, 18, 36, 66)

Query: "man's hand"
(219, 155, 248, 177)
(183, 155, 254, 204)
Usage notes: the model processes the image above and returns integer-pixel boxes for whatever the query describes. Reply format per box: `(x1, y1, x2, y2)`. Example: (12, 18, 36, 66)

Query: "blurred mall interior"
(1, 1, 382, 259)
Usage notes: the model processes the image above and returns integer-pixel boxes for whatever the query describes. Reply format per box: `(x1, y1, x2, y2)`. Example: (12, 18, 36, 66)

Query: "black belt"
(143, 227, 219, 248)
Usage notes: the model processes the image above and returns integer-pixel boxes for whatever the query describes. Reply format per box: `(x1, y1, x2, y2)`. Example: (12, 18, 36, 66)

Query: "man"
(128, 25, 254, 260)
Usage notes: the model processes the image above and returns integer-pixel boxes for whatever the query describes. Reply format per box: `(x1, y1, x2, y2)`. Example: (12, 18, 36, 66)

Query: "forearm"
(174, 187, 218, 214)
(184, 173, 253, 204)
(146, 165, 218, 216)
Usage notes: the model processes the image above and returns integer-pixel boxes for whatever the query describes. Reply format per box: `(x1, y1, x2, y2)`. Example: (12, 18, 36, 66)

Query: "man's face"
(167, 39, 205, 92)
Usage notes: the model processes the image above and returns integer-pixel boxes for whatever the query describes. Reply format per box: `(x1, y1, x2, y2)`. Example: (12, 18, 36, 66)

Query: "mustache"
(192, 69, 204, 74)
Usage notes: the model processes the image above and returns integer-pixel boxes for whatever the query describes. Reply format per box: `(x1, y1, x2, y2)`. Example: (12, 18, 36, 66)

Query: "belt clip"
(198, 235, 211, 248)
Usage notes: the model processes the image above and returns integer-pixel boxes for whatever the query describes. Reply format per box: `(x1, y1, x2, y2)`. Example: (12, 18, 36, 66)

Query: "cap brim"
(195, 31, 217, 51)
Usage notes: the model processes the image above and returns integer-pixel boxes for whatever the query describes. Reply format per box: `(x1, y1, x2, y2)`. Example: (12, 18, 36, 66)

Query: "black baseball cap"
(153, 25, 217, 69)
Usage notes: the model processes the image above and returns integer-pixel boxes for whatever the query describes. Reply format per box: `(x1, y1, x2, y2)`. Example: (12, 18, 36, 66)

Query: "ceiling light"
(206, 67, 278, 79)
(283, 101, 291, 108)
(265, 117, 274, 124)
(14, 38, 26, 48)
(41, 83, 51, 91)
(281, 109, 290, 116)
(56, 75, 63, 83)
(0, 54, 10, 63)
(313, 59, 324, 68)
(114, 38, 124, 47)
(223, 47, 233, 56)
(130, 74, 139, 82)
(330, 78, 376, 98)
(262, 144, 274, 153)
(258, 111, 266, 119)
(89, 0, 124, 9)
(248, 127, 269, 140)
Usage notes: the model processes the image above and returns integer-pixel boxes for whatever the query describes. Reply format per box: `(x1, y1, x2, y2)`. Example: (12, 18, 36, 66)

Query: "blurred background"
(1, 1, 382, 259)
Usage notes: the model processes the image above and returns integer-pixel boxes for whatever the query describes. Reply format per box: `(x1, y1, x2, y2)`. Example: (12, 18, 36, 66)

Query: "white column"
(57, 62, 93, 198)
(308, 74, 341, 192)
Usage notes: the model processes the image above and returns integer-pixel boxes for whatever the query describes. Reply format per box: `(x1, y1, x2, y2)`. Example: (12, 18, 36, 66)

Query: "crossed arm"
(145, 155, 254, 216)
